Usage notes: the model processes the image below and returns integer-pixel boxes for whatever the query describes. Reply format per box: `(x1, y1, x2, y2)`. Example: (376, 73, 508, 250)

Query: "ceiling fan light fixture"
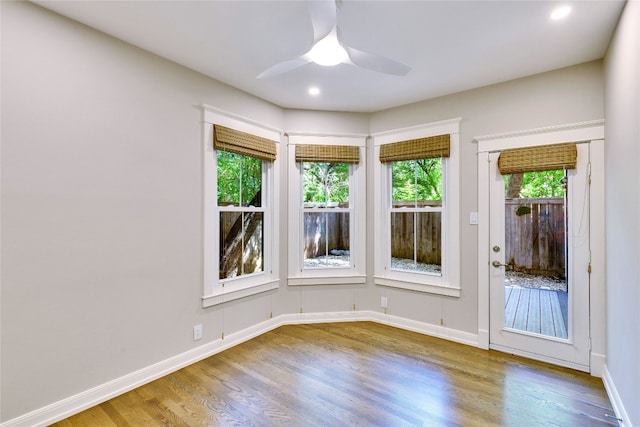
(308, 33, 349, 66)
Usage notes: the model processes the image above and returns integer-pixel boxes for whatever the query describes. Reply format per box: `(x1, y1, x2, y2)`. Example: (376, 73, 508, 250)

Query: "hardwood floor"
(52, 322, 616, 426)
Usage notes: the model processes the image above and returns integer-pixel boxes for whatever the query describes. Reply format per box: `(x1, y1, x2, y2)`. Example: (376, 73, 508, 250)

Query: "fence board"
(505, 198, 565, 278)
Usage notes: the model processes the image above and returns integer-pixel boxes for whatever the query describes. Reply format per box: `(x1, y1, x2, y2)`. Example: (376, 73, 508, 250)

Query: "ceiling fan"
(257, 0, 411, 79)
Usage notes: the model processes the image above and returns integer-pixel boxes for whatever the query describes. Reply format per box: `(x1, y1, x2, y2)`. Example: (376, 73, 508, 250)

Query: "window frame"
(202, 106, 281, 307)
(217, 151, 266, 280)
(389, 157, 444, 276)
(373, 119, 461, 297)
(287, 135, 367, 286)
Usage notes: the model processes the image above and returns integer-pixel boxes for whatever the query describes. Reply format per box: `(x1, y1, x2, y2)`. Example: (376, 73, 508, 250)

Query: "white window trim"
(287, 134, 367, 286)
(372, 118, 461, 297)
(201, 105, 282, 307)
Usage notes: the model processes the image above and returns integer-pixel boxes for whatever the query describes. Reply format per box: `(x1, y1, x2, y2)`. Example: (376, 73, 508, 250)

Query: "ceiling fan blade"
(308, 0, 338, 44)
(343, 45, 411, 76)
(257, 57, 311, 79)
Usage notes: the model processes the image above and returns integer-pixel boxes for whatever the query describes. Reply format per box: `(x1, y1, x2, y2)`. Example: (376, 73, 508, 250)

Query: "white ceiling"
(34, 0, 625, 113)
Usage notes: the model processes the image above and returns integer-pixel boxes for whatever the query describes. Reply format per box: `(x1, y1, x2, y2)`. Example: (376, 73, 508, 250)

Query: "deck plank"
(539, 289, 557, 337)
(550, 290, 568, 339)
(505, 287, 568, 339)
(504, 287, 519, 328)
(512, 288, 531, 331)
(526, 288, 541, 334)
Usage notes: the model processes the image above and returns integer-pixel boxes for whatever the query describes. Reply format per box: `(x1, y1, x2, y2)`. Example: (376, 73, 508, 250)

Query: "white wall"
(0, 2, 285, 422)
(1, 1, 610, 424)
(604, 0, 640, 425)
(370, 62, 604, 334)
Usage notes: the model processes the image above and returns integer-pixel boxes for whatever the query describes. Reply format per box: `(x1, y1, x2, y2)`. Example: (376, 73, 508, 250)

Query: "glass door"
(488, 144, 591, 370)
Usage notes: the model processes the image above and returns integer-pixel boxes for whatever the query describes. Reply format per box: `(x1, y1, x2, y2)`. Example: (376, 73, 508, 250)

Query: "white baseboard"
(602, 364, 633, 426)
(0, 310, 478, 427)
(590, 352, 606, 378)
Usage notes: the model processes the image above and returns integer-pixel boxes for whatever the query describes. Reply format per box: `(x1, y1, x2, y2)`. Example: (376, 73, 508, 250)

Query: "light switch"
(470, 211, 479, 225)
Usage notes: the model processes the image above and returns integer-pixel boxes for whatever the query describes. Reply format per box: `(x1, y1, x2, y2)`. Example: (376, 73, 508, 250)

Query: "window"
(287, 135, 366, 286)
(302, 161, 351, 268)
(390, 158, 443, 275)
(202, 107, 281, 307)
(217, 151, 264, 279)
(373, 119, 461, 296)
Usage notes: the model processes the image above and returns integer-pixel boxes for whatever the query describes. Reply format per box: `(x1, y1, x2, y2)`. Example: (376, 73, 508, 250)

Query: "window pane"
(241, 156, 262, 207)
(219, 211, 264, 279)
(415, 158, 442, 207)
(416, 211, 441, 274)
(392, 160, 416, 206)
(303, 162, 349, 207)
(217, 151, 240, 205)
(243, 212, 263, 275)
(217, 152, 262, 207)
(390, 211, 415, 270)
(303, 212, 350, 268)
(390, 211, 442, 275)
(392, 159, 442, 208)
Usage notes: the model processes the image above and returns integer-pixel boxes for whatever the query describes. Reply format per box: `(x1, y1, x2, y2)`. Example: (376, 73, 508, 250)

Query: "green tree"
(392, 159, 442, 203)
(505, 169, 566, 198)
(217, 151, 262, 206)
(303, 162, 349, 205)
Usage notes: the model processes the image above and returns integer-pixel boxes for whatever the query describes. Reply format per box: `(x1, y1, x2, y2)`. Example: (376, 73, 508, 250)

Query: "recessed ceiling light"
(551, 5, 571, 20)
(308, 87, 320, 96)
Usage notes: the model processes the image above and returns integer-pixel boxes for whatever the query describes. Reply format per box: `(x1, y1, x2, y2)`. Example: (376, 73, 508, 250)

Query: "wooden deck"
(504, 286, 568, 339)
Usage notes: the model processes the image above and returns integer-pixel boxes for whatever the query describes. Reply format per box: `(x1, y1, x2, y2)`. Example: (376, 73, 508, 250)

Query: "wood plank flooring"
(52, 322, 616, 427)
(505, 286, 568, 339)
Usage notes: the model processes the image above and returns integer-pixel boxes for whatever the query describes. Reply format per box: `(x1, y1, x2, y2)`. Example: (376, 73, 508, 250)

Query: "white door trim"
(474, 120, 605, 375)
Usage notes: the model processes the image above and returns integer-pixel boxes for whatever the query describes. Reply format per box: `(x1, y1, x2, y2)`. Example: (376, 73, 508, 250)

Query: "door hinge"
(587, 263, 592, 274)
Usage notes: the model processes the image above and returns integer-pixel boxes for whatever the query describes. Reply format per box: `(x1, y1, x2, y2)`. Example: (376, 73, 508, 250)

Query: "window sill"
(288, 275, 366, 286)
(374, 276, 461, 297)
(202, 279, 279, 308)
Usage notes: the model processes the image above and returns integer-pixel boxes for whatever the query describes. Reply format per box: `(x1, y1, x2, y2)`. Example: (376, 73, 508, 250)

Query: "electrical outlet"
(381, 296, 388, 308)
(193, 324, 203, 341)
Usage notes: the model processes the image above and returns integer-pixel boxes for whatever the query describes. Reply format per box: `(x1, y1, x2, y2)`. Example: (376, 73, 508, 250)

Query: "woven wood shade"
(213, 124, 277, 162)
(295, 144, 360, 164)
(379, 134, 450, 163)
(498, 143, 577, 175)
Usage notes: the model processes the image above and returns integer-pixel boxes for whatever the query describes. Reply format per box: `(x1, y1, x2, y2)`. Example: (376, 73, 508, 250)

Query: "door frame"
(475, 120, 605, 376)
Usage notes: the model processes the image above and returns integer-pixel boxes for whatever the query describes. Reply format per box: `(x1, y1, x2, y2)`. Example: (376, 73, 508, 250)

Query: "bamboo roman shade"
(379, 134, 450, 163)
(213, 124, 277, 162)
(497, 143, 577, 175)
(295, 144, 360, 164)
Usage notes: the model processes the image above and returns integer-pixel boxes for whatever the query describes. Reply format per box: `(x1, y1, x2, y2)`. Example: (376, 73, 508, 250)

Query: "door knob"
(492, 260, 508, 268)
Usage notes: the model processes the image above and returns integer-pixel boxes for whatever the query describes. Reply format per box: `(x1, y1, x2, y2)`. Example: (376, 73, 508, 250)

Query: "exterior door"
(488, 143, 592, 371)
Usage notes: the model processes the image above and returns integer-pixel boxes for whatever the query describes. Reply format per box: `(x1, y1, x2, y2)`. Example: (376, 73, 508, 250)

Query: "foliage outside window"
(390, 158, 443, 275)
(504, 169, 566, 198)
(217, 151, 264, 279)
(302, 162, 351, 268)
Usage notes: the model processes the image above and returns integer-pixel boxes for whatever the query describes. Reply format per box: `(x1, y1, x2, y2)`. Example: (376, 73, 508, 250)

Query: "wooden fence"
(505, 197, 566, 278)
(219, 198, 566, 277)
(303, 211, 350, 259)
(390, 211, 442, 264)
